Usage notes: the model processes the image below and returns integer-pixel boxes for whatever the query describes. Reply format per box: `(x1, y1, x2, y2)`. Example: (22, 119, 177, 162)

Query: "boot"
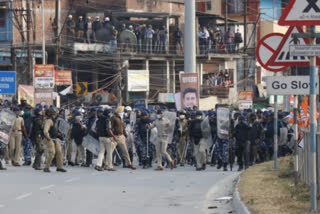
(238, 166, 243, 171)
(223, 163, 228, 171)
(217, 160, 222, 169)
(23, 161, 31, 166)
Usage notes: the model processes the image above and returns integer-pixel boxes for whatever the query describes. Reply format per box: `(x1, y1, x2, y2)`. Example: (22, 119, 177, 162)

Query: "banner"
(18, 85, 34, 106)
(238, 91, 253, 110)
(55, 70, 72, 86)
(0, 109, 16, 145)
(34, 89, 53, 106)
(217, 107, 230, 140)
(180, 73, 199, 109)
(34, 64, 55, 89)
(127, 70, 149, 92)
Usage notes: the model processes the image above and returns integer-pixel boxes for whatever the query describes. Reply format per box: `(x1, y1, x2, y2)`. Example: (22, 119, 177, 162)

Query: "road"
(0, 165, 239, 214)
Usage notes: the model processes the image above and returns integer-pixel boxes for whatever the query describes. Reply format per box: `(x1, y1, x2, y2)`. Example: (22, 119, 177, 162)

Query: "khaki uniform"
(153, 118, 173, 168)
(97, 137, 116, 168)
(43, 118, 63, 169)
(9, 117, 24, 163)
(177, 119, 188, 164)
(194, 138, 207, 169)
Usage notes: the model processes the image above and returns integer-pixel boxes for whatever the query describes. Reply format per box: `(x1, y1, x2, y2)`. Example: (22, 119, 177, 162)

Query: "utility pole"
(26, 0, 32, 84)
(41, 0, 46, 65)
(55, 0, 60, 66)
(224, 0, 228, 36)
(243, 0, 248, 91)
(184, 0, 196, 74)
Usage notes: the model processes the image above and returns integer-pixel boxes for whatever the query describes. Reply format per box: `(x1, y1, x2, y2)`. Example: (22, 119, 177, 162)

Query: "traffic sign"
(269, 26, 310, 67)
(279, 0, 320, 26)
(76, 82, 88, 96)
(266, 76, 319, 95)
(256, 33, 289, 72)
(290, 45, 320, 56)
(0, 71, 16, 95)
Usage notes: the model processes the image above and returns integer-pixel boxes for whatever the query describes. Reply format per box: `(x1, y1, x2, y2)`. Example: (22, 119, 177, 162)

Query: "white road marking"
(15, 193, 32, 200)
(40, 185, 55, 190)
(65, 177, 80, 183)
(91, 172, 100, 176)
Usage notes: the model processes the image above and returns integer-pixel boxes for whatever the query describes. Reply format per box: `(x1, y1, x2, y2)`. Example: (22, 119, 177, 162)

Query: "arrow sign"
(279, 0, 320, 26)
(76, 82, 88, 96)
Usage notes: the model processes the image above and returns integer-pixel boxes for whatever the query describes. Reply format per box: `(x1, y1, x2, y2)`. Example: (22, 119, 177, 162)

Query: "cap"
(103, 109, 111, 116)
(125, 106, 132, 112)
(105, 17, 110, 21)
(13, 106, 20, 112)
(157, 109, 163, 115)
(141, 111, 148, 116)
(68, 15, 72, 18)
(196, 111, 202, 116)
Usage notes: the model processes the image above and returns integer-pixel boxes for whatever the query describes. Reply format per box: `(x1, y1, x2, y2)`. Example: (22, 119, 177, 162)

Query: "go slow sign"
(267, 76, 319, 95)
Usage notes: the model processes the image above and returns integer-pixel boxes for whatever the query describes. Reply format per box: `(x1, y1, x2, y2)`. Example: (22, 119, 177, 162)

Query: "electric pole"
(224, 0, 228, 36)
(184, 0, 196, 74)
(55, 0, 60, 67)
(42, 0, 46, 65)
(243, 0, 248, 91)
(26, 0, 32, 84)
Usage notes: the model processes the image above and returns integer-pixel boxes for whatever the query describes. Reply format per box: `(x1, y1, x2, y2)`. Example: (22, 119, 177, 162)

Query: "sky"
(260, 0, 289, 21)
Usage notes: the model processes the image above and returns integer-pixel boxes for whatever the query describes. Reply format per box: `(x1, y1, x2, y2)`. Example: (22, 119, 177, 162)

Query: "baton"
(146, 125, 149, 158)
(114, 147, 123, 164)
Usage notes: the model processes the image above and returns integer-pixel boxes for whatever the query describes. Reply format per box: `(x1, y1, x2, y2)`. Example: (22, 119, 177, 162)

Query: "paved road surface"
(0, 165, 239, 214)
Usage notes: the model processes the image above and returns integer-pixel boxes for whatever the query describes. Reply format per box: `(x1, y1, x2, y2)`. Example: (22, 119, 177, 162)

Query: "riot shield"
(83, 135, 100, 156)
(0, 109, 16, 145)
(56, 117, 70, 139)
(163, 111, 177, 144)
(201, 116, 211, 139)
(217, 107, 230, 140)
(130, 112, 136, 131)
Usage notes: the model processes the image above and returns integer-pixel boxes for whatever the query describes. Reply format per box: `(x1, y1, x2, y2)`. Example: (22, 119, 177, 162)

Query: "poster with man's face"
(180, 73, 199, 109)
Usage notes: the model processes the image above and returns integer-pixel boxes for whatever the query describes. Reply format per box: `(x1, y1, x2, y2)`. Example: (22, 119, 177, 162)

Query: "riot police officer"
(31, 107, 44, 170)
(43, 108, 67, 173)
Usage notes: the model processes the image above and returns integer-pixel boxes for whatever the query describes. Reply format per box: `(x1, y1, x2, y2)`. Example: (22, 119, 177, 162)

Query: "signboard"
(269, 27, 309, 67)
(34, 89, 53, 106)
(290, 45, 320, 57)
(269, 95, 284, 105)
(266, 76, 319, 95)
(180, 73, 199, 109)
(127, 70, 149, 92)
(134, 99, 146, 110)
(158, 93, 175, 103)
(76, 82, 88, 96)
(0, 71, 16, 94)
(34, 64, 55, 89)
(278, 0, 320, 26)
(238, 91, 253, 110)
(55, 70, 72, 86)
(256, 33, 288, 72)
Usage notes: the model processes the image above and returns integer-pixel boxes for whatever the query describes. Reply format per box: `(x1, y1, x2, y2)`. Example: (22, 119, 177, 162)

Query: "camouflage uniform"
(215, 138, 229, 166)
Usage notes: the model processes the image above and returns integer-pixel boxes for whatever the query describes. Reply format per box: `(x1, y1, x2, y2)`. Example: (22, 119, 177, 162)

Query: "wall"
(260, 20, 288, 38)
(126, 0, 184, 15)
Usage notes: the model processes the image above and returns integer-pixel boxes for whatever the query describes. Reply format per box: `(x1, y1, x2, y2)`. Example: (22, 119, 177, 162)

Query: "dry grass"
(238, 156, 320, 214)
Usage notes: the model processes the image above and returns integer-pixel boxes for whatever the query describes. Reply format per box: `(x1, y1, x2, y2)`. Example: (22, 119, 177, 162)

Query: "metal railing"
(298, 131, 320, 188)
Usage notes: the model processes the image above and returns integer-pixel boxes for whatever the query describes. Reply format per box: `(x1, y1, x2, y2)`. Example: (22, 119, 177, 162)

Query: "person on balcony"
(153, 28, 160, 53)
(145, 25, 154, 54)
(135, 25, 142, 53)
(175, 27, 183, 55)
(93, 16, 102, 42)
(66, 15, 75, 45)
(213, 28, 222, 53)
(159, 25, 168, 54)
(76, 16, 85, 42)
(109, 26, 118, 53)
(198, 26, 209, 55)
(234, 29, 243, 53)
(85, 16, 93, 44)
(225, 28, 235, 53)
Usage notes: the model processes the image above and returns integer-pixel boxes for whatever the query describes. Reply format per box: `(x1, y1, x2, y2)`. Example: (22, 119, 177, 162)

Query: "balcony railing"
(201, 85, 230, 99)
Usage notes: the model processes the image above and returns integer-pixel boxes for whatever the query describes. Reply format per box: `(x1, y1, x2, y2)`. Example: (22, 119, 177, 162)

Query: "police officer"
(83, 107, 97, 167)
(234, 116, 249, 171)
(177, 110, 188, 166)
(150, 110, 174, 171)
(69, 111, 86, 166)
(208, 111, 218, 166)
(135, 111, 153, 169)
(31, 107, 44, 170)
(22, 105, 33, 166)
(10, 107, 28, 166)
(248, 113, 263, 165)
(43, 108, 67, 173)
(189, 111, 206, 171)
(110, 106, 136, 170)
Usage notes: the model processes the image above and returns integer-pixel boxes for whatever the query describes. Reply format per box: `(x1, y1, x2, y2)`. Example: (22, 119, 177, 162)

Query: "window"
(0, 3, 7, 28)
(206, 1, 212, 11)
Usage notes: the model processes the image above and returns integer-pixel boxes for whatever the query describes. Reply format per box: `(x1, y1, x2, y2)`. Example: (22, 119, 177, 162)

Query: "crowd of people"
(198, 26, 243, 54)
(60, 15, 242, 55)
(0, 99, 294, 173)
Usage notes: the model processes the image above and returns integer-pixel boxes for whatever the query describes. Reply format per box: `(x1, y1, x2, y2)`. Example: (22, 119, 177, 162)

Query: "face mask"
(157, 115, 161, 119)
(179, 115, 185, 120)
(124, 113, 128, 117)
(75, 116, 81, 121)
(119, 112, 124, 119)
(196, 116, 202, 120)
